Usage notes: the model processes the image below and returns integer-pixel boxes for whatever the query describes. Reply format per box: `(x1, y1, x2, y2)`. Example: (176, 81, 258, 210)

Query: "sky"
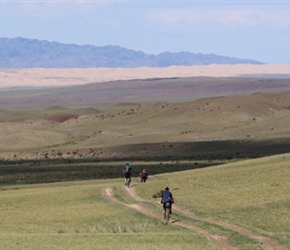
(0, 0, 290, 64)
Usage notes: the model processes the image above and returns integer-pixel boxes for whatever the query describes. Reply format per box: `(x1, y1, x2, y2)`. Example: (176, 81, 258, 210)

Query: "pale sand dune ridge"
(0, 64, 290, 89)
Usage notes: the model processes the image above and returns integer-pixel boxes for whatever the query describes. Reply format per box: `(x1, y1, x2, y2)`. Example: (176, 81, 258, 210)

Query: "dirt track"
(102, 187, 236, 250)
(101, 186, 286, 250)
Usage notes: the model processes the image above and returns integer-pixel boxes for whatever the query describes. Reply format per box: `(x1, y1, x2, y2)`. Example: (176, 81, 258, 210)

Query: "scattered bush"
(152, 189, 164, 199)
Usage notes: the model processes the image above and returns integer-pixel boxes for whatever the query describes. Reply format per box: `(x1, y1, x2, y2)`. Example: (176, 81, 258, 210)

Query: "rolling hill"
(0, 80, 290, 162)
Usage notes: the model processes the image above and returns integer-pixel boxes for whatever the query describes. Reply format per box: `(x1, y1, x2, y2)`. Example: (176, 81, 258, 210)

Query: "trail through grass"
(135, 153, 290, 249)
(0, 180, 212, 249)
(1, 153, 290, 249)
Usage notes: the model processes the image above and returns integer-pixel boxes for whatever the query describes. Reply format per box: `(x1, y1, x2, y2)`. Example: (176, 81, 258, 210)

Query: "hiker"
(139, 169, 148, 183)
(123, 163, 132, 185)
(161, 186, 174, 217)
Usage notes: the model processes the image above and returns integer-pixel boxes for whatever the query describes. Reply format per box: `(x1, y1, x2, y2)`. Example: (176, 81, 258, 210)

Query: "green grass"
(135, 153, 290, 248)
(0, 180, 214, 250)
(0, 233, 214, 250)
(1, 153, 290, 249)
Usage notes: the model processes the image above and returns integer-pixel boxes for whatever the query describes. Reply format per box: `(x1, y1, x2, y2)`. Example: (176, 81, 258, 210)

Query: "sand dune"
(1, 64, 290, 89)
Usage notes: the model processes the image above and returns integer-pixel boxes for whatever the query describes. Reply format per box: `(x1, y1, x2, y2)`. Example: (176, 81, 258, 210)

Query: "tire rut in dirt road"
(101, 188, 159, 220)
(173, 204, 286, 250)
(102, 187, 237, 250)
(124, 187, 287, 250)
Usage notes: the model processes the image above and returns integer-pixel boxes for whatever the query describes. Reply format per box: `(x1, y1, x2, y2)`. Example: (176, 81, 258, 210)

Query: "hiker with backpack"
(123, 163, 132, 186)
(161, 186, 174, 218)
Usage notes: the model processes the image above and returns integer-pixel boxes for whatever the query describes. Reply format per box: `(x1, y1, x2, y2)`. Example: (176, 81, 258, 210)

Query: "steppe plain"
(1, 64, 290, 249)
(1, 64, 290, 163)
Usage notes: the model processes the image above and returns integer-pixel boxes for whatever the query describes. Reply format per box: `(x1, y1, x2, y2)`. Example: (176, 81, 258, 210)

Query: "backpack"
(125, 164, 130, 173)
(162, 191, 172, 203)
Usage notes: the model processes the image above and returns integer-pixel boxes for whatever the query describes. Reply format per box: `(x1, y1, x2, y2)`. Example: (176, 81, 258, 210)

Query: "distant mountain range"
(0, 37, 263, 68)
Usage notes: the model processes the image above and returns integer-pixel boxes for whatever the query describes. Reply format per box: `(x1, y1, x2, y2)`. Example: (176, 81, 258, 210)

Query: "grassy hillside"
(1, 153, 289, 249)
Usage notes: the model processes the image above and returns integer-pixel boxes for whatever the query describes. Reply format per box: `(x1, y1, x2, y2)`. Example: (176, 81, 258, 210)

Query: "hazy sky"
(1, 1, 290, 63)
